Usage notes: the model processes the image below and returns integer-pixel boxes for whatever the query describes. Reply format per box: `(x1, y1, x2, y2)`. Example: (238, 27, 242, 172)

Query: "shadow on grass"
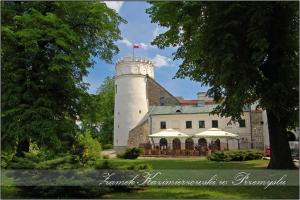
(107, 158, 269, 170)
(102, 186, 299, 199)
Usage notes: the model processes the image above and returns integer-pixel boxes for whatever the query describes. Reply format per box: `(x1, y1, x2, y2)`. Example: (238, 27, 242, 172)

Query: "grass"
(2, 157, 299, 199)
(103, 186, 299, 199)
(103, 157, 269, 169)
(99, 157, 298, 199)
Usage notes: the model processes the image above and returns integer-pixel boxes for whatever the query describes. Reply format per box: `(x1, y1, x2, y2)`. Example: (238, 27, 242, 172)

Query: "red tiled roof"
(179, 100, 198, 105)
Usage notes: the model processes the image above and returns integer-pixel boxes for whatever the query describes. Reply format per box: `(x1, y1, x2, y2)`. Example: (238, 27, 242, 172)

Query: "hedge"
(207, 150, 264, 161)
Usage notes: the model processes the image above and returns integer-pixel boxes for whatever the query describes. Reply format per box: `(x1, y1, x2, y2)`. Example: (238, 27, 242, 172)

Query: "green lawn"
(2, 157, 299, 199)
(103, 186, 299, 199)
(104, 157, 269, 169)
(100, 157, 298, 199)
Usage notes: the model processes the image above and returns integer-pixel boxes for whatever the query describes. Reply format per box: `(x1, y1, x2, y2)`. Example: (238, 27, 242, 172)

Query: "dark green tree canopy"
(147, 2, 298, 126)
(1, 2, 125, 152)
(80, 76, 115, 145)
(147, 1, 299, 169)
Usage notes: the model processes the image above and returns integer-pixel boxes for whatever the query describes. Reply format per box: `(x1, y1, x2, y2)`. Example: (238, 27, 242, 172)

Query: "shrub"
(4, 141, 143, 198)
(37, 155, 74, 169)
(117, 147, 143, 159)
(96, 160, 114, 169)
(207, 150, 264, 162)
(5, 152, 120, 198)
(7, 155, 38, 169)
(102, 144, 113, 150)
(126, 163, 152, 170)
(1, 151, 15, 168)
(7, 152, 76, 170)
(72, 130, 102, 165)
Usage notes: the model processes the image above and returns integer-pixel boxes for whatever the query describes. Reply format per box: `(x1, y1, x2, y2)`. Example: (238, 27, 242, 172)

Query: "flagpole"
(132, 44, 139, 60)
(132, 46, 134, 60)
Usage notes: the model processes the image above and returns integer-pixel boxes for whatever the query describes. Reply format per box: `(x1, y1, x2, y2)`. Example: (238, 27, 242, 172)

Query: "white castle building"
(113, 56, 299, 154)
(114, 56, 154, 151)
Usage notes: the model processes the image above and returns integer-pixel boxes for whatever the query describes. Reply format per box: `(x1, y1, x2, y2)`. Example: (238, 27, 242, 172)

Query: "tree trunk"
(266, 109, 295, 169)
(16, 137, 30, 157)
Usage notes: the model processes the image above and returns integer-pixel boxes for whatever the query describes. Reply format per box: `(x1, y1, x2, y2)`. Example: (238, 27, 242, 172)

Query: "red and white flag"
(133, 44, 140, 48)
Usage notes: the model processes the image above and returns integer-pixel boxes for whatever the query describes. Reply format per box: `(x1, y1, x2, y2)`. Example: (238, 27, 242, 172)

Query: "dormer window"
(160, 97, 165, 106)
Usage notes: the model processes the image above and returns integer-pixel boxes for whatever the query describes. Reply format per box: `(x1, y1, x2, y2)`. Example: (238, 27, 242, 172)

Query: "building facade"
(113, 56, 298, 154)
(114, 56, 154, 152)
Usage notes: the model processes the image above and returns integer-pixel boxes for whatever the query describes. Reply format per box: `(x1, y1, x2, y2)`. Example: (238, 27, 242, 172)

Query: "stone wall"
(250, 111, 264, 150)
(147, 77, 180, 106)
(128, 120, 150, 147)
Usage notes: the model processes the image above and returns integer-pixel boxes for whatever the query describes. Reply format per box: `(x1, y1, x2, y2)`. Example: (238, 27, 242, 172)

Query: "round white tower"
(114, 56, 154, 152)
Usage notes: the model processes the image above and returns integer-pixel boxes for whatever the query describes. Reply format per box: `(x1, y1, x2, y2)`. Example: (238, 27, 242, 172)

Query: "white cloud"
(153, 26, 160, 38)
(151, 54, 172, 68)
(119, 38, 133, 47)
(153, 25, 169, 39)
(118, 38, 152, 50)
(103, 1, 124, 13)
(139, 43, 148, 50)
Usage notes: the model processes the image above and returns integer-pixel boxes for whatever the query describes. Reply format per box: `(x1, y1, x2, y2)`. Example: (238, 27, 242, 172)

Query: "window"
(212, 120, 218, 128)
(199, 120, 205, 128)
(160, 121, 166, 129)
(115, 84, 117, 94)
(160, 97, 165, 106)
(239, 119, 246, 127)
(186, 121, 192, 129)
(139, 110, 141, 114)
(185, 138, 194, 150)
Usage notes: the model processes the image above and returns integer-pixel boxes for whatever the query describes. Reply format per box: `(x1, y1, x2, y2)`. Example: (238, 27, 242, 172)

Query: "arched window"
(185, 138, 194, 150)
(198, 138, 207, 148)
(159, 138, 168, 149)
(215, 139, 221, 150)
(173, 138, 181, 150)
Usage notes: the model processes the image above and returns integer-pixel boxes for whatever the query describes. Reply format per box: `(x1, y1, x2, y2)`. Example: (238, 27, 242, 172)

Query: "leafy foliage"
(72, 130, 102, 165)
(97, 77, 115, 144)
(147, 2, 298, 123)
(126, 163, 153, 170)
(1, 149, 16, 168)
(95, 160, 114, 169)
(1, 2, 125, 153)
(80, 76, 115, 144)
(5, 151, 115, 198)
(147, 1, 298, 168)
(207, 150, 264, 162)
(117, 147, 144, 159)
(4, 149, 148, 198)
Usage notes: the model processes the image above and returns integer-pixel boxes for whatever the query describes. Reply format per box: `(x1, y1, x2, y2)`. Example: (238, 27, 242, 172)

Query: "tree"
(80, 77, 115, 145)
(97, 77, 115, 144)
(147, 2, 298, 168)
(1, 2, 125, 156)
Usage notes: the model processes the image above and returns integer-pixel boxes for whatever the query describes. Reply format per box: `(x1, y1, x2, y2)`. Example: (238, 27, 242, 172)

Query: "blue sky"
(84, 1, 209, 99)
